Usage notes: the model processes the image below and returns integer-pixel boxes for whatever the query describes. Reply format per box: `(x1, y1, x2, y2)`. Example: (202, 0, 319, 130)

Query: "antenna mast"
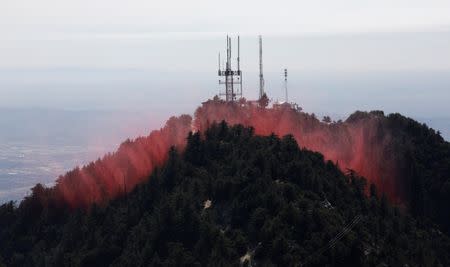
(259, 35, 265, 99)
(238, 36, 242, 97)
(218, 35, 243, 102)
(284, 68, 288, 103)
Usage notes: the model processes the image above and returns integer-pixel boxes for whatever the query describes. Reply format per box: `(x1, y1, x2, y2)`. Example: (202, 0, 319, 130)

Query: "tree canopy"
(0, 122, 449, 266)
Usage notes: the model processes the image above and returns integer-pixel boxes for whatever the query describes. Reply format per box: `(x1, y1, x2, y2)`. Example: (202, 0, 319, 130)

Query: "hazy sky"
(2, 0, 450, 70)
(1, 1, 450, 120)
(2, 1, 450, 37)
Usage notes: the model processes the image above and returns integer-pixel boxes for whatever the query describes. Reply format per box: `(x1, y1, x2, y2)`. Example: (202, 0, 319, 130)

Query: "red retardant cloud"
(194, 100, 404, 204)
(51, 99, 406, 209)
(54, 115, 192, 209)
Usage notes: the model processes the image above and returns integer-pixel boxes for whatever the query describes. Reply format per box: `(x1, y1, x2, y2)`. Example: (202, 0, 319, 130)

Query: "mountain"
(1, 122, 449, 266)
(195, 100, 450, 234)
(8, 99, 447, 233)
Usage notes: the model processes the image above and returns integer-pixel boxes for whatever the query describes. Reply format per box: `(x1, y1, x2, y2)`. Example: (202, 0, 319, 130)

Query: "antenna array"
(218, 35, 242, 102)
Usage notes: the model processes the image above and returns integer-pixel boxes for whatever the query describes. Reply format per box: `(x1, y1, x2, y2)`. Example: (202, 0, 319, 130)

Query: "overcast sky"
(3, 0, 450, 69)
(3, 1, 450, 36)
(1, 0, 450, 121)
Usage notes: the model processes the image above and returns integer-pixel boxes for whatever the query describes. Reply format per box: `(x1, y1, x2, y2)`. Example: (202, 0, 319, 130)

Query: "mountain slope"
(9, 99, 447, 236)
(1, 122, 449, 266)
(379, 113, 450, 231)
(195, 100, 450, 233)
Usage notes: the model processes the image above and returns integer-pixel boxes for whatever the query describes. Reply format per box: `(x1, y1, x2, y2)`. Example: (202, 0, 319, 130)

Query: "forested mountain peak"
(1, 122, 449, 266)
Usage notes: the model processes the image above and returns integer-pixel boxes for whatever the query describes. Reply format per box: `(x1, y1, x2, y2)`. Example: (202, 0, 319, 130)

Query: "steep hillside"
(195, 100, 450, 232)
(16, 99, 448, 236)
(0, 123, 449, 266)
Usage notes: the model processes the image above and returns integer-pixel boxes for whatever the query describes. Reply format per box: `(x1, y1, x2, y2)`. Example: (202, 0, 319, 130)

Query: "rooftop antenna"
(218, 35, 242, 102)
(284, 68, 288, 103)
(259, 35, 265, 99)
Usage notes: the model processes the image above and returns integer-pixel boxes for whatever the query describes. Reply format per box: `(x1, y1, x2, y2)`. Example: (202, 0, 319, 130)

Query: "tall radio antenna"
(259, 35, 265, 99)
(218, 35, 243, 102)
(284, 68, 288, 103)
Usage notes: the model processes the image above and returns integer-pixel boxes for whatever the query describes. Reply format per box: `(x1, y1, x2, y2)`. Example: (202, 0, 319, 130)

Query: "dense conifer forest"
(1, 121, 449, 266)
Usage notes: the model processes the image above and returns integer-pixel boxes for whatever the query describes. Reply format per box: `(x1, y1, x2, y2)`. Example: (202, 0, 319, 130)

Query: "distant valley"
(0, 108, 163, 203)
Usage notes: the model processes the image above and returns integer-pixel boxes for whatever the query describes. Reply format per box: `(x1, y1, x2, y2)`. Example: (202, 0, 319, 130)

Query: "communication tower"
(218, 35, 242, 102)
(259, 35, 265, 99)
(284, 68, 288, 102)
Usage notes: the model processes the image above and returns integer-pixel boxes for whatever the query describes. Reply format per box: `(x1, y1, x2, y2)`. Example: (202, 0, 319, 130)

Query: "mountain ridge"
(2, 99, 449, 231)
(0, 122, 449, 266)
